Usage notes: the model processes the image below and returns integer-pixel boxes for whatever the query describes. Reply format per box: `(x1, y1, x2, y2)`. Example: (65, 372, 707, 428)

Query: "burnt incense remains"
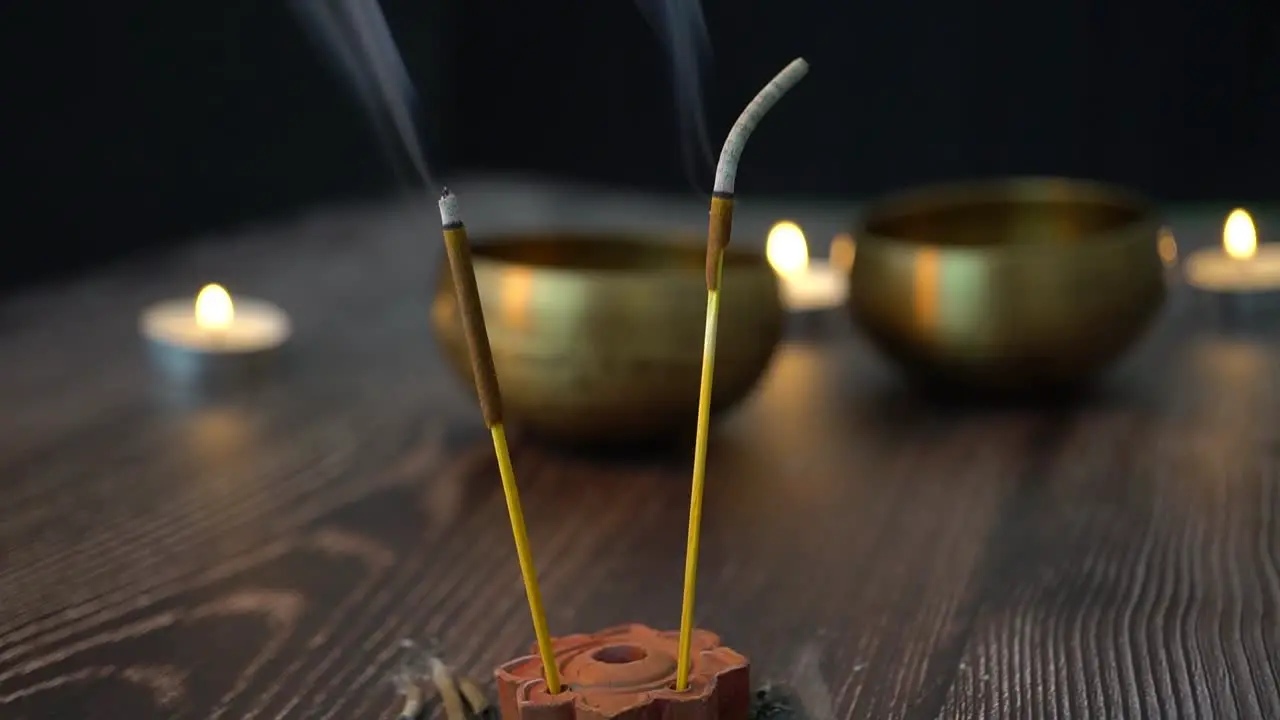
(431, 655, 475, 720)
(395, 642, 495, 720)
(750, 685, 808, 720)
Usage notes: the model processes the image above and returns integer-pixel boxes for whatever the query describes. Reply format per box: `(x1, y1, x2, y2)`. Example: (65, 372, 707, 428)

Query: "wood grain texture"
(0, 183, 1277, 719)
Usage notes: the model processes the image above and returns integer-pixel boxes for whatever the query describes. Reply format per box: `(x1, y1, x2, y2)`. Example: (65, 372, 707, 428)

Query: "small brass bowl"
(430, 233, 783, 444)
(849, 177, 1166, 393)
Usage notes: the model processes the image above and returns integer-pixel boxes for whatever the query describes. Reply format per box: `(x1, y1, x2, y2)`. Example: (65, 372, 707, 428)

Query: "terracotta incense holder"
(495, 625, 750, 720)
(303, 4, 810, 717)
(424, 55, 812, 720)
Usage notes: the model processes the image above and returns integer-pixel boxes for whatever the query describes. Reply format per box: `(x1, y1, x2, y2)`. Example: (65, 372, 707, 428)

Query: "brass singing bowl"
(849, 177, 1167, 393)
(430, 233, 784, 444)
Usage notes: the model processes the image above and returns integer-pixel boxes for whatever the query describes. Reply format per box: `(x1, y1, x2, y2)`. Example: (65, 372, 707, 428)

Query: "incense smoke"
(290, 0, 434, 190)
(790, 643, 835, 720)
(635, 0, 717, 192)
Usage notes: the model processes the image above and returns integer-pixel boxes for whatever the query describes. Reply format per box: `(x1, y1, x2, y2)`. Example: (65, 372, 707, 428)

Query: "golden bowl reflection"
(430, 233, 784, 444)
(830, 233, 856, 272)
(849, 177, 1167, 394)
(1157, 227, 1178, 267)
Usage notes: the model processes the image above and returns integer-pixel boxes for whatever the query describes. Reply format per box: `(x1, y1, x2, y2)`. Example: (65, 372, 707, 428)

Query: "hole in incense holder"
(591, 645, 648, 664)
(665, 679, 701, 694)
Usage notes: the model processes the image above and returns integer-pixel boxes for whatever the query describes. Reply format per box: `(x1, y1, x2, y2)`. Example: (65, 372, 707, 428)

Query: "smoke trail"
(290, 0, 434, 190)
(790, 642, 836, 720)
(635, 0, 717, 193)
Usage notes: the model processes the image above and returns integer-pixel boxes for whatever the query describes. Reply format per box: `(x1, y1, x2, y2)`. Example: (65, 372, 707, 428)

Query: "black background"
(2, 0, 1277, 290)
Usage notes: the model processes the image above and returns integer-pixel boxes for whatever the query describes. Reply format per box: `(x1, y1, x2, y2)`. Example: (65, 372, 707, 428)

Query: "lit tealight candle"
(766, 221, 851, 312)
(140, 283, 291, 382)
(1184, 209, 1280, 294)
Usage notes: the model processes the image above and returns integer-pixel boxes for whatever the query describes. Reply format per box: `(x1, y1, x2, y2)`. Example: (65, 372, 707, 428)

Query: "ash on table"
(753, 641, 836, 720)
(750, 683, 814, 720)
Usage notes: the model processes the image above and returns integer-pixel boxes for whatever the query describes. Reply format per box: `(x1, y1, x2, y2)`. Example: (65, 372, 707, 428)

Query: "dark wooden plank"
(0, 185, 1276, 719)
(937, 322, 1280, 718)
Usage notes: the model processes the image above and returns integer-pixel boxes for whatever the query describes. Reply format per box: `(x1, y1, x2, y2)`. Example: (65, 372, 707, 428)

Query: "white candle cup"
(1184, 245, 1280, 321)
(776, 261, 850, 313)
(1183, 208, 1280, 316)
(765, 222, 852, 315)
(1184, 244, 1280, 294)
(139, 286, 292, 385)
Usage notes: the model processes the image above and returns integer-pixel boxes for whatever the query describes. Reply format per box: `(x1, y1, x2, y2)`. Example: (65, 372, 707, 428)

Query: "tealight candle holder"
(139, 283, 291, 385)
(765, 221, 852, 314)
(1184, 209, 1280, 312)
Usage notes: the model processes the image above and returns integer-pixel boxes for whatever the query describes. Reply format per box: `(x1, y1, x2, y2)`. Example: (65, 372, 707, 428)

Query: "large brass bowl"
(430, 233, 784, 444)
(849, 177, 1166, 393)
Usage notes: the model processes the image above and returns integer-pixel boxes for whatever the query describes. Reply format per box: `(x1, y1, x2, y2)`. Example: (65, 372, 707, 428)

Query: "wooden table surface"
(1, 182, 1277, 719)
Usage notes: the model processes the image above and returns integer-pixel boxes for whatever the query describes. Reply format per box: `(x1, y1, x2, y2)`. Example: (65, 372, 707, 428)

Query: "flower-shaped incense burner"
(495, 624, 749, 720)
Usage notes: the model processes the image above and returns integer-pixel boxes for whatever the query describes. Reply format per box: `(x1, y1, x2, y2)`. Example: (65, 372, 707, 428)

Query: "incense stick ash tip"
(712, 57, 811, 195)
(439, 187, 462, 226)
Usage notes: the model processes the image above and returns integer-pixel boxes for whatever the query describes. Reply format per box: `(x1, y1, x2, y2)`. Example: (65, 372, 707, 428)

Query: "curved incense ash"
(438, 188, 562, 695)
(706, 57, 810, 290)
(678, 57, 810, 693)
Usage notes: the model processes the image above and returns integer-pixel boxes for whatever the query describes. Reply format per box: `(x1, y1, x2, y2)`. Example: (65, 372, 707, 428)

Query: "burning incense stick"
(293, 0, 560, 697)
(676, 57, 810, 692)
(438, 188, 563, 695)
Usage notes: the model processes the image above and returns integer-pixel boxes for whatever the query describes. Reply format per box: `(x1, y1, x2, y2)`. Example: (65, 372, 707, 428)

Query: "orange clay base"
(495, 624, 750, 720)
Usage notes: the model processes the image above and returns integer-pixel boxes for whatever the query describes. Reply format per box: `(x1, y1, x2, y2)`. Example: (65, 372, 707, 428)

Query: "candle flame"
(1224, 208, 1257, 260)
(767, 221, 809, 276)
(195, 283, 235, 331)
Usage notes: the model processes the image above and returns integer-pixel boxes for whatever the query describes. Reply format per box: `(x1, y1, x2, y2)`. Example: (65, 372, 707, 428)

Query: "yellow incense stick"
(438, 188, 562, 695)
(490, 422, 560, 692)
(676, 251, 724, 690)
(676, 58, 811, 692)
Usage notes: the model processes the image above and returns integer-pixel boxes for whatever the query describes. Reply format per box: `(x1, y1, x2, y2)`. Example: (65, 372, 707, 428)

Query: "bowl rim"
(852, 176, 1162, 252)
(461, 231, 772, 276)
